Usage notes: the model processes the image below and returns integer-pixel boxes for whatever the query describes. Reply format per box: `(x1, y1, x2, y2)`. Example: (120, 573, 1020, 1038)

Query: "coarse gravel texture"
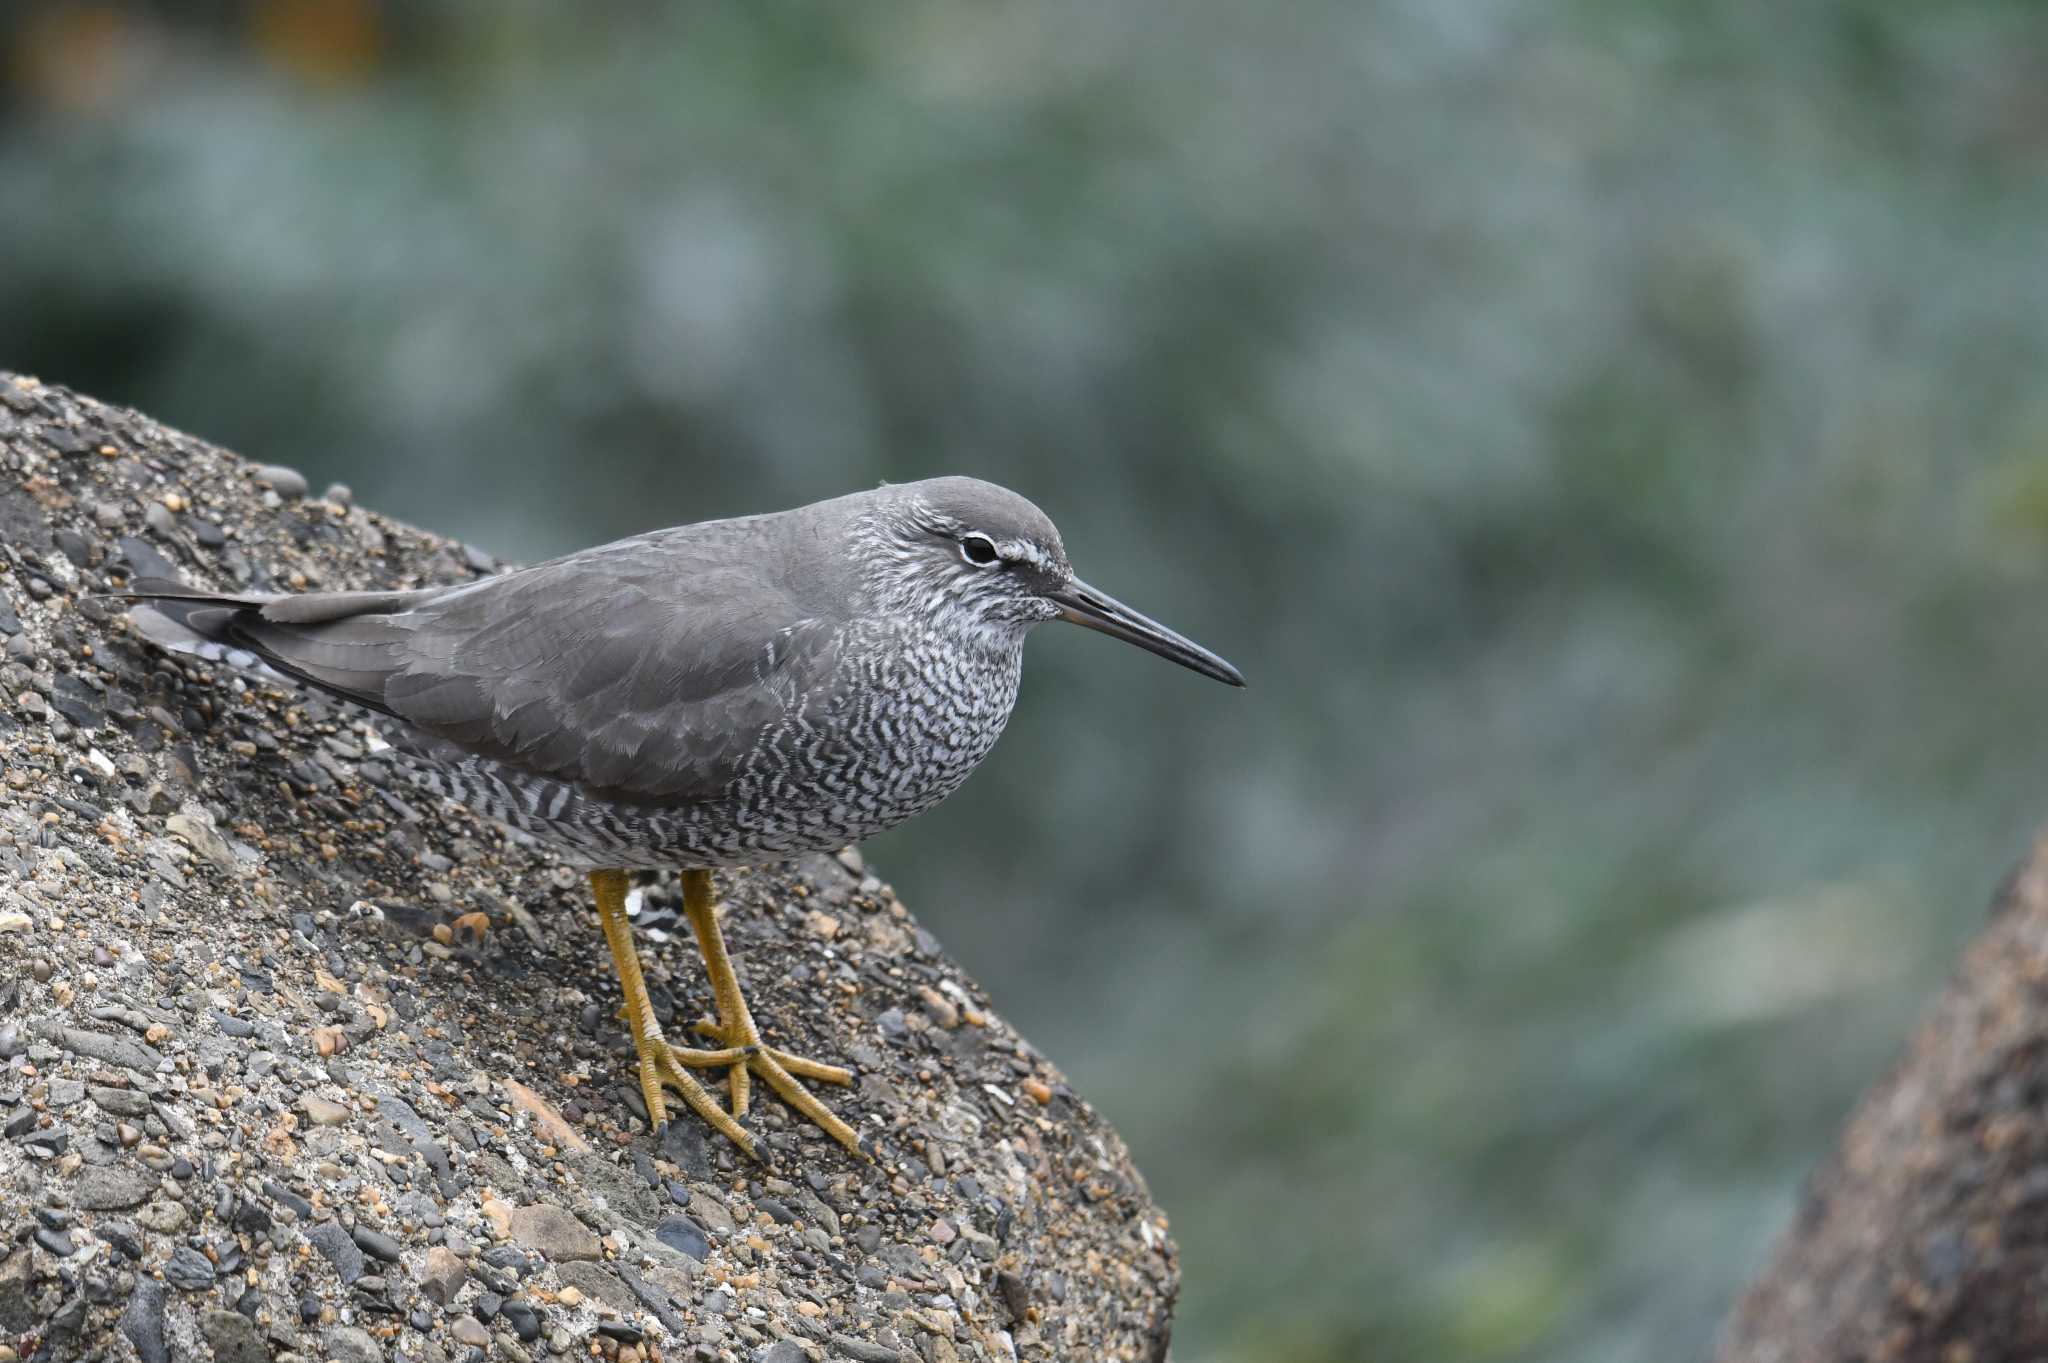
(0, 374, 1178, 1363)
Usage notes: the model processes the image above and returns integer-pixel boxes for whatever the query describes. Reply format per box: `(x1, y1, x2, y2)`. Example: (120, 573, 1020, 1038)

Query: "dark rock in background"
(1717, 836, 2048, 1362)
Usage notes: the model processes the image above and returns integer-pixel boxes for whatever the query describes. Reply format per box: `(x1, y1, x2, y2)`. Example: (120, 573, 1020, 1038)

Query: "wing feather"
(134, 523, 841, 805)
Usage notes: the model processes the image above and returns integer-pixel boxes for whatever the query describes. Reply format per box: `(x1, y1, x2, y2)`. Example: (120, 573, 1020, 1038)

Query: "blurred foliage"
(10, 2, 2048, 1359)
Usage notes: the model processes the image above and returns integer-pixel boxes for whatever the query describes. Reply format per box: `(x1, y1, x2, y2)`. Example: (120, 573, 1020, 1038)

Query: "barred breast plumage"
(397, 621, 1024, 869)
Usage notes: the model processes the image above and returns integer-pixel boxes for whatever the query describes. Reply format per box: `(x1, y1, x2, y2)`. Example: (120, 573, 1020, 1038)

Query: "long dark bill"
(1049, 579, 1246, 688)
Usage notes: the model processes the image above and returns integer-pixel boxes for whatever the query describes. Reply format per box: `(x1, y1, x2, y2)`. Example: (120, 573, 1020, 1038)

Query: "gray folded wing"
(138, 527, 839, 805)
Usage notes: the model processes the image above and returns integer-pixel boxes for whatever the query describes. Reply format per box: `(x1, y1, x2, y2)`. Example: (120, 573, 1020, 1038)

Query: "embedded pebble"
(70, 1167, 159, 1211)
(498, 1297, 541, 1341)
(161, 1245, 215, 1291)
(118, 1279, 168, 1363)
(352, 1225, 402, 1262)
(655, 1214, 709, 1262)
(88, 1086, 150, 1117)
(418, 1245, 468, 1305)
(507, 1204, 599, 1263)
(298, 1094, 350, 1126)
(307, 1222, 365, 1286)
(325, 1327, 384, 1363)
(250, 463, 309, 499)
(199, 1309, 267, 1363)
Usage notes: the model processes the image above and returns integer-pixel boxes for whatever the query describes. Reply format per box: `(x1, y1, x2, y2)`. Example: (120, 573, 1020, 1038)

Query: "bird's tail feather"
(106, 578, 283, 676)
(117, 579, 262, 644)
(111, 575, 418, 718)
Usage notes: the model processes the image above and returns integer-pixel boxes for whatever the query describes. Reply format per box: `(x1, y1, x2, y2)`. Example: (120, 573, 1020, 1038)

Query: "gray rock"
(0, 1246, 33, 1333)
(688, 1189, 737, 1235)
(35, 1023, 161, 1072)
(209, 1010, 255, 1039)
(118, 1277, 168, 1363)
(47, 1077, 85, 1107)
(162, 1244, 216, 1291)
(97, 1220, 143, 1260)
(507, 1203, 599, 1262)
(325, 1326, 385, 1363)
(830, 1337, 906, 1363)
(200, 1308, 268, 1363)
(114, 532, 175, 580)
(556, 1260, 639, 1314)
(498, 1297, 540, 1340)
(995, 1268, 1030, 1323)
(417, 1244, 468, 1306)
(135, 1199, 188, 1233)
(614, 1261, 689, 1337)
(50, 674, 104, 728)
(376, 1094, 451, 1179)
(352, 1224, 403, 1262)
(299, 1093, 349, 1126)
(307, 1220, 366, 1285)
(71, 1165, 159, 1210)
(251, 463, 309, 499)
(756, 1342, 809, 1363)
(655, 1214, 709, 1262)
(88, 1085, 151, 1117)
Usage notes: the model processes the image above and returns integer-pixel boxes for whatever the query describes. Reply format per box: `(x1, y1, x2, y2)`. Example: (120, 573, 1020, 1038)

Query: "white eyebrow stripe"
(1000, 540, 1052, 569)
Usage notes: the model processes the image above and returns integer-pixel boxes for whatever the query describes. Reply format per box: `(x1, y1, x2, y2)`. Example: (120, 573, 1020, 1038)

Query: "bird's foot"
(592, 867, 766, 1161)
(625, 1025, 760, 1161)
(664, 1014, 860, 1155)
(671, 867, 864, 1158)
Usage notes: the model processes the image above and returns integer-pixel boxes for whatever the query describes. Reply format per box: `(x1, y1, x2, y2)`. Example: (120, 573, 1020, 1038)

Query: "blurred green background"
(10, 2, 2048, 1359)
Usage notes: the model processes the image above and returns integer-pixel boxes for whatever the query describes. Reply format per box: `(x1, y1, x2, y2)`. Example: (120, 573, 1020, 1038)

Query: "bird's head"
(863, 477, 1244, 687)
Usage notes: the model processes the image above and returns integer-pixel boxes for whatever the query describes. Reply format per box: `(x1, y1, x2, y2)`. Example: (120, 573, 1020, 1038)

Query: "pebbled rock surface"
(0, 375, 1177, 1362)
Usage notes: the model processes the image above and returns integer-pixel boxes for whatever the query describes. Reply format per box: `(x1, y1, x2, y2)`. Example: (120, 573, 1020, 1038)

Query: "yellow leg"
(661, 868, 864, 1156)
(589, 869, 758, 1160)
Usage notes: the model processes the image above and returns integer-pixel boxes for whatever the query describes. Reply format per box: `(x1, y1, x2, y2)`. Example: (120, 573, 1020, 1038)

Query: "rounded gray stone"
(251, 464, 309, 499)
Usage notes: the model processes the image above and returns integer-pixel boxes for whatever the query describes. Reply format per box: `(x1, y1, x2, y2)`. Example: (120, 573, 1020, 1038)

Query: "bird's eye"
(960, 535, 1001, 567)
